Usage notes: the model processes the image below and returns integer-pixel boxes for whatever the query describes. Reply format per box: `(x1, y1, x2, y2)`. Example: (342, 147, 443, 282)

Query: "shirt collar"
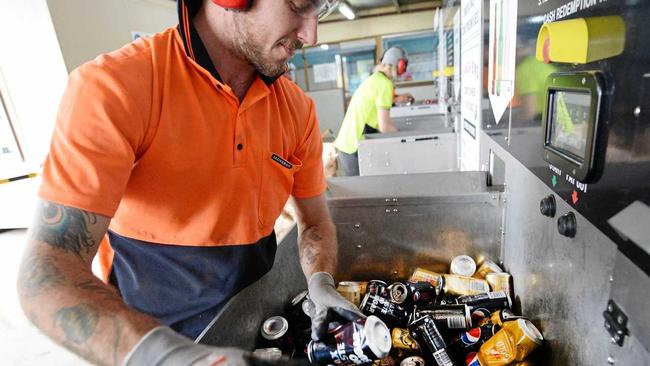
(177, 0, 280, 86)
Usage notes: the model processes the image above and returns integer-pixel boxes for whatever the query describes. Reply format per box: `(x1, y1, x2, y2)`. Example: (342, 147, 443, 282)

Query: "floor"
(0, 229, 89, 365)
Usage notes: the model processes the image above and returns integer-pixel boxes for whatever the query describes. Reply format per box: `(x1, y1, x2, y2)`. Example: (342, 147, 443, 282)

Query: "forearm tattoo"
(300, 224, 322, 266)
(31, 202, 97, 257)
(18, 254, 62, 298)
(54, 303, 99, 345)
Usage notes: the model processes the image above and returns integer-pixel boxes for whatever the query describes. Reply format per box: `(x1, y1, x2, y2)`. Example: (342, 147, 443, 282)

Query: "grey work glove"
(124, 326, 290, 366)
(308, 272, 366, 341)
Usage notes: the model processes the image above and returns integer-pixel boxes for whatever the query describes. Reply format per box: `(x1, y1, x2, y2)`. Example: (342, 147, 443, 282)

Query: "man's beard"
(233, 17, 302, 77)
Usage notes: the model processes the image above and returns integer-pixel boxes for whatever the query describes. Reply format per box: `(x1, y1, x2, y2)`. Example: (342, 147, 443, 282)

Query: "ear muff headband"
(381, 46, 409, 76)
(212, 0, 253, 10)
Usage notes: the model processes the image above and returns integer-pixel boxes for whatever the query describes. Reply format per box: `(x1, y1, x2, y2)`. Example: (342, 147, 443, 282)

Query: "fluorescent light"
(320, 44, 330, 50)
(338, 2, 356, 20)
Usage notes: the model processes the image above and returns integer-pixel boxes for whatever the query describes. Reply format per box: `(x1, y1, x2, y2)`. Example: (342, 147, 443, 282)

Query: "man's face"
(232, 0, 318, 77)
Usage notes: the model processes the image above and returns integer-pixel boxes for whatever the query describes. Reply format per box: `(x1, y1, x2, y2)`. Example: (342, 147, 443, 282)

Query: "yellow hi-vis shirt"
(334, 72, 394, 154)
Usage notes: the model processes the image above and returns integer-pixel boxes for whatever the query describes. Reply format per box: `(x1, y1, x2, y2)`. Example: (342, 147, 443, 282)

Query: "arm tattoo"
(54, 303, 99, 345)
(300, 242, 319, 265)
(32, 202, 97, 257)
(18, 254, 62, 298)
(300, 225, 322, 265)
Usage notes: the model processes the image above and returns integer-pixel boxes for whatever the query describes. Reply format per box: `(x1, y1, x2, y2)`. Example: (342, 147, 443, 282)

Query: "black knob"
(540, 195, 557, 217)
(557, 212, 577, 238)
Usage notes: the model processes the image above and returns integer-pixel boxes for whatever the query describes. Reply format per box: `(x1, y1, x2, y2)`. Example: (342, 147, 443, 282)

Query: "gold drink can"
(336, 281, 362, 307)
(409, 268, 444, 288)
(442, 274, 490, 296)
(372, 356, 396, 366)
(502, 319, 543, 361)
(477, 327, 517, 365)
(358, 281, 368, 296)
(486, 272, 512, 294)
(474, 259, 503, 279)
(486, 309, 524, 327)
(479, 319, 543, 364)
(391, 327, 419, 350)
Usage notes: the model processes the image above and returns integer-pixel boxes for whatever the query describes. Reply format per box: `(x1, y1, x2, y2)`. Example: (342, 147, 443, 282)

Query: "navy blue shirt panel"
(108, 230, 277, 339)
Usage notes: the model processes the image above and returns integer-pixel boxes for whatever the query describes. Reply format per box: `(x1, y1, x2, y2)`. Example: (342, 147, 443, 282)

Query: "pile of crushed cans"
(253, 255, 543, 366)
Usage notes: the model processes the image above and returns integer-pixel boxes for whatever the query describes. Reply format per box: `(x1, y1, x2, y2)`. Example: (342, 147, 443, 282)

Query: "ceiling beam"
(321, 2, 440, 23)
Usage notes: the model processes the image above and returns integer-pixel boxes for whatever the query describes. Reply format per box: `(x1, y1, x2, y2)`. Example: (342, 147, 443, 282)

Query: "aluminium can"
(474, 260, 503, 279)
(367, 280, 390, 298)
(485, 272, 512, 295)
(451, 323, 501, 352)
(414, 304, 472, 330)
(450, 255, 477, 277)
(307, 316, 392, 365)
(360, 293, 412, 327)
(456, 291, 512, 312)
(389, 281, 439, 305)
(442, 275, 490, 296)
(409, 268, 444, 289)
(400, 356, 426, 366)
(408, 315, 457, 366)
(338, 281, 363, 307)
(391, 327, 419, 351)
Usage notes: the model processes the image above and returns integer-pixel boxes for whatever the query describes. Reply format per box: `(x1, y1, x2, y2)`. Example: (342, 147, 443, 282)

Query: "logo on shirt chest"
(271, 154, 293, 169)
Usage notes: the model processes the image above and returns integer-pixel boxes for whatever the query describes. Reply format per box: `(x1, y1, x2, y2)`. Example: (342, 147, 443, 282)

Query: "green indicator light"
(552, 175, 558, 187)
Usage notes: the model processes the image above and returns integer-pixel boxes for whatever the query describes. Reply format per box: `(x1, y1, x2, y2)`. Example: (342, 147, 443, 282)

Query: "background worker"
(334, 46, 413, 176)
(16, 0, 363, 365)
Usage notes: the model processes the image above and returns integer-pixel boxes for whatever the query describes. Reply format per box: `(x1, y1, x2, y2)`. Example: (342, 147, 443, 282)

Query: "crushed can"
(391, 327, 420, 351)
(478, 319, 543, 365)
(307, 315, 392, 365)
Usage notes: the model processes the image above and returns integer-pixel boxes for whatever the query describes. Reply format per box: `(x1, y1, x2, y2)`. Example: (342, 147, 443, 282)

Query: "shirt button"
(237, 143, 243, 151)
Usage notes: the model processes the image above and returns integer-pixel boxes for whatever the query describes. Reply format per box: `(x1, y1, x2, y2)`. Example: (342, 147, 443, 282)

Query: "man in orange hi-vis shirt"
(17, 1, 364, 365)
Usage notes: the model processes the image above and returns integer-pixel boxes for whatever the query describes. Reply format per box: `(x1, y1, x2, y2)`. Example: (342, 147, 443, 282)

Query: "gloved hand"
(124, 326, 291, 366)
(308, 272, 366, 341)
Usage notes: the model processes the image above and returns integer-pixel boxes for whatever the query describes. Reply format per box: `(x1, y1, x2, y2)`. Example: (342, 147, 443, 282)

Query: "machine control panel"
(542, 71, 608, 183)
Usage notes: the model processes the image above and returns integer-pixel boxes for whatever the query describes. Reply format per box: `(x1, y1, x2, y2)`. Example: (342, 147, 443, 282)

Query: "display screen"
(548, 90, 591, 162)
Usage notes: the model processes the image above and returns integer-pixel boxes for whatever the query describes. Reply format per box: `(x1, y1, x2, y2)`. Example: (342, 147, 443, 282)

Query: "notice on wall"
(460, 0, 483, 171)
(313, 63, 338, 83)
(487, 0, 518, 124)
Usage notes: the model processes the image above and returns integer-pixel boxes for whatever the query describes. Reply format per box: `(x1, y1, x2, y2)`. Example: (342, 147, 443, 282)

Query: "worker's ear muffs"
(381, 47, 409, 76)
(397, 58, 408, 76)
(212, 0, 253, 10)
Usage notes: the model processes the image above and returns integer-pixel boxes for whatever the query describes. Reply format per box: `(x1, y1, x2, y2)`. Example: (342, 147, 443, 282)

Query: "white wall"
(47, 0, 177, 72)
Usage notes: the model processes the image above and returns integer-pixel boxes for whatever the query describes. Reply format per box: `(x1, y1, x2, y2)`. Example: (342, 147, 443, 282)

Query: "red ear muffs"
(397, 58, 408, 76)
(212, 0, 252, 10)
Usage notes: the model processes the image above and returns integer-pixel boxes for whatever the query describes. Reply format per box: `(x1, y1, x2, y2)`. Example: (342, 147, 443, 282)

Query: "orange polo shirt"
(39, 3, 325, 283)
